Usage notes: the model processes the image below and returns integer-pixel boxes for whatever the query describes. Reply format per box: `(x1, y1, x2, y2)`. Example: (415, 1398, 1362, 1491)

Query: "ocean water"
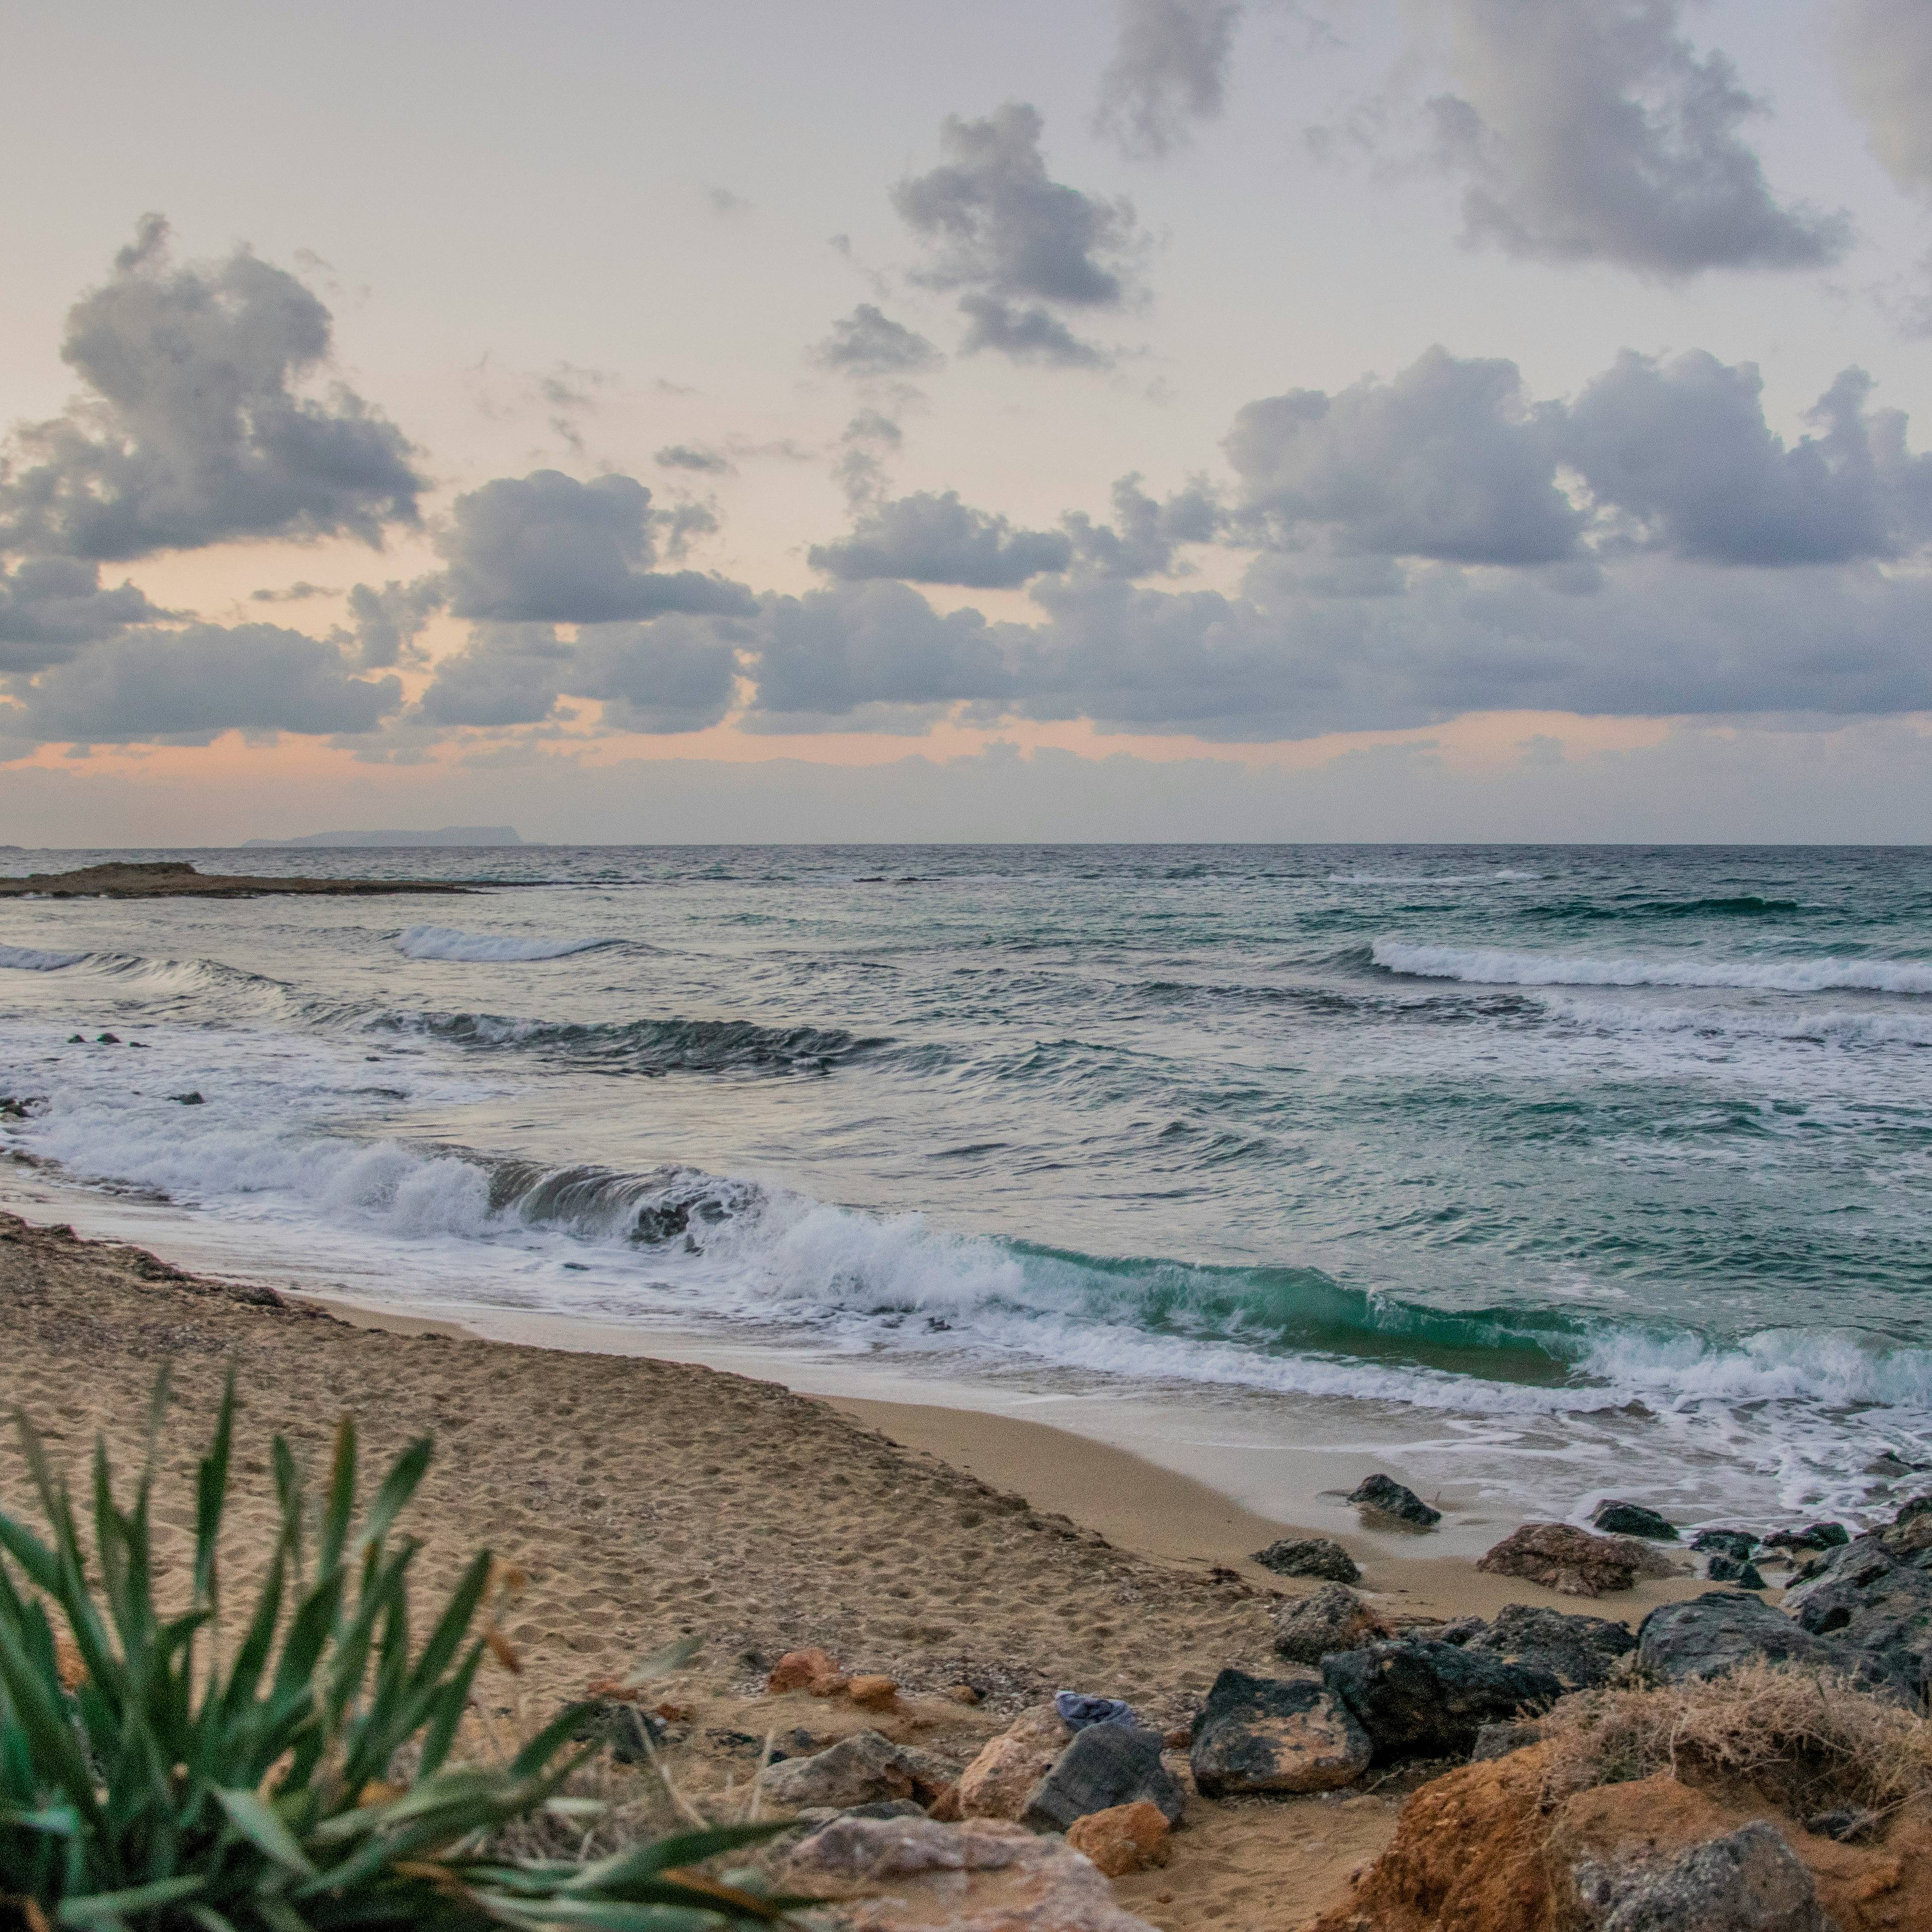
(4, 842, 1931, 1539)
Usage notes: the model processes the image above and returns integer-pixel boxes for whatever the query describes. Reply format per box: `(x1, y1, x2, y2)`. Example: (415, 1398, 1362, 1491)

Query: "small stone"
(757, 1730, 958, 1811)
(67, 1034, 84, 1043)
(925, 1782, 962, 1821)
(1252, 1536, 1361, 1582)
(945, 1682, 984, 1705)
(97, 1032, 119, 1044)
(847, 1674, 900, 1710)
(1273, 1583, 1392, 1666)
(1590, 1500, 1678, 1541)
(767, 1647, 848, 1697)
(1066, 1801, 1172, 1877)
(958, 1706, 1073, 1820)
(1347, 1474, 1441, 1527)
(1189, 1667, 1371, 1796)
(1691, 1529, 1757, 1561)
(1706, 1553, 1767, 1590)
(1477, 1523, 1642, 1596)
(1020, 1723, 1186, 1833)
(1569, 1820, 1827, 1932)
(169, 1091, 205, 1105)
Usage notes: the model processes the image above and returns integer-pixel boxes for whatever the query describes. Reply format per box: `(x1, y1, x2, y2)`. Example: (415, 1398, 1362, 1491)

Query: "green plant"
(0, 1377, 800, 1931)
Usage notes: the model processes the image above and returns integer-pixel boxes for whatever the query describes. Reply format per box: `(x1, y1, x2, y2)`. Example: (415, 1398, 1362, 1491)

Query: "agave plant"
(0, 1375, 800, 1931)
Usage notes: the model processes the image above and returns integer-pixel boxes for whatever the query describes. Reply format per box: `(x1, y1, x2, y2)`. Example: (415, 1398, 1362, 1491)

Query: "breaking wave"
(1373, 939, 1932, 996)
(396, 925, 617, 962)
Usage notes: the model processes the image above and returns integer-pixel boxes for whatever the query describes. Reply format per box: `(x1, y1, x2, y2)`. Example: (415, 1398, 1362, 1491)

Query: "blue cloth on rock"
(1055, 1691, 1138, 1731)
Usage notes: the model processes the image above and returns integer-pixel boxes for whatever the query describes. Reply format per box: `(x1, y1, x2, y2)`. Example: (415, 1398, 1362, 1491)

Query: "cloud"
(810, 304, 945, 379)
(346, 576, 445, 668)
(654, 444, 734, 473)
(438, 469, 756, 622)
(833, 410, 906, 508)
(1834, 0, 1932, 199)
(1064, 473, 1224, 576)
(415, 624, 570, 728)
(809, 491, 1073, 587)
(0, 559, 162, 672)
(1422, 0, 1852, 275)
(893, 103, 1144, 365)
(1094, 0, 1243, 159)
(569, 617, 742, 733)
(5, 621, 402, 744)
(0, 216, 424, 561)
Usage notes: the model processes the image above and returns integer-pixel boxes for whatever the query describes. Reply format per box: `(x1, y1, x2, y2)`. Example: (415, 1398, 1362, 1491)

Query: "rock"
(1762, 1523, 1848, 1554)
(1477, 1522, 1646, 1596)
(1189, 1667, 1371, 1796)
(1471, 1719, 1548, 1761)
(66, 1034, 83, 1044)
(1591, 1501, 1679, 1541)
(767, 1647, 848, 1697)
(96, 1032, 119, 1044)
(1020, 1722, 1185, 1833)
(571, 1698, 665, 1765)
(1054, 1692, 1137, 1730)
(1692, 1530, 1758, 1561)
(1464, 1602, 1638, 1691)
(926, 1783, 961, 1822)
(169, 1091, 205, 1105)
(944, 1683, 984, 1705)
(1273, 1582, 1392, 1665)
(1252, 1536, 1361, 1582)
(1568, 1820, 1828, 1932)
(758, 1730, 958, 1811)
(1805, 1806, 1878, 1843)
(1065, 1801, 1171, 1877)
(1706, 1553, 1767, 1590)
(792, 1798, 928, 1829)
(957, 1706, 1073, 1820)
(847, 1674, 899, 1710)
(1434, 1615, 1489, 1646)
(1781, 1515, 1932, 1699)
(1348, 1473, 1441, 1527)
(786, 1814, 1160, 1932)
(1322, 1639, 1565, 1762)
(1866, 1452, 1912, 1477)
(1636, 1589, 1915, 1699)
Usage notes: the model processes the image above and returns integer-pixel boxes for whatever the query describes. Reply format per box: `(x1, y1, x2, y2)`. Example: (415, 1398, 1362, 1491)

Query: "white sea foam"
(1375, 938, 1932, 995)
(1332, 869, 1540, 886)
(397, 926, 614, 962)
(0, 944, 87, 971)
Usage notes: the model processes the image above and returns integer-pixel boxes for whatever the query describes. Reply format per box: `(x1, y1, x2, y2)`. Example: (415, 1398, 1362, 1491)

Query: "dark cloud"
(0, 217, 424, 561)
(1065, 472, 1225, 576)
(655, 444, 734, 474)
(809, 491, 1072, 588)
(1424, 0, 1852, 275)
(346, 576, 445, 668)
(810, 304, 944, 379)
(1094, 0, 1243, 159)
(893, 104, 1143, 366)
(415, 624, 570, 728)
(5, 621, 402, 744)
(0, 559, 162, 672)
(569, 617, 742, 733)
(251, 581, 335, 603)
(1834, 0, 1932, 199)
(438, 469, 755, 623)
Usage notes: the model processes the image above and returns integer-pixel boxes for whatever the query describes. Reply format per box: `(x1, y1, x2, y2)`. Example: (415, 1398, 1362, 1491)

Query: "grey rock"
(1347, 1473, 1441, 1527)
(1782, 1515, 1932, 1700)
(1273, 1583, 1390, 1666)
(1707, 1554, 1768, 1590)
(1434, 1616, 1489, 1646)
(1020, 1722, 1185, 1832)
(1189, 1667, 1371, 1797)
(792, 1799, 927, 1828)
(758, 1730, 959, 1811)
(1592, 1501, 1679, 1541)
(1570, 1820, 1827, 1932)
(1471, 1719, 1548, 1761)
(1805, 1806, 1877, 1843)
(1636, 1590, 1914, 1700)
(1761, 1523, 1847, 1554)
(1692, 1530, 1758, 1561)
(571, 1699, 665, 1765)
(1465, 1602, 1638, 1691)
(1252, 1536, 1360, 1583)
(1321, 1639, 1565, 1762)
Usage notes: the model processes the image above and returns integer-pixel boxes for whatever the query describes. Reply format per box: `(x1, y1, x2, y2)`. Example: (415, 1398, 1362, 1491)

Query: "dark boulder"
(1464, 1602, 1637, 1691)
(1761, 1522, 1847, 1554)
(1636, 1590, 1914, 1700)
(1691, 1529, 1757, 1561)
(1273, 1583, 1391, 1665)
(1019, 1722, 1185, 1832)
(1321, 1639, 1564, 1762)
(1706, 1553, 1767, 1590)
(1590, 1501, 1678, 1541)
(1568, 1820, 1827, 1932)
(1188, 1668, 1371, 1796)
(1252, 1536, 1360, 1583)
(1346, 1474, 1441, 1528)
(1471, 1719, 1548, 1761)
(1782, 1517, 1932, 1700)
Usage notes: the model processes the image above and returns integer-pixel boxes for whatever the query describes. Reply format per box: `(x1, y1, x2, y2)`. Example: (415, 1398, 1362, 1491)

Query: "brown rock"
(1067, 1801, 1172, 1878)
(768, 1646, 849, 1696)
(945, 1683, 985, 1705)
(848, 1673, 901, 1710)
(1476, 1522, 1643, 1597)
(926, 1782, 963, 1822)
(956, 1704, 1073, 1820)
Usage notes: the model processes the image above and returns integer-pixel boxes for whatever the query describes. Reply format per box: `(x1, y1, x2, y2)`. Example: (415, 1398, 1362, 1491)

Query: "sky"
(4, 0, 1932, 845)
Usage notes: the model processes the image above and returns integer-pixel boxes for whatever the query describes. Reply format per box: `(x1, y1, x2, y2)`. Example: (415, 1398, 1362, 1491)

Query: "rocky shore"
(2, 1208, 1927, 1929)
(0, 859, 469, 897)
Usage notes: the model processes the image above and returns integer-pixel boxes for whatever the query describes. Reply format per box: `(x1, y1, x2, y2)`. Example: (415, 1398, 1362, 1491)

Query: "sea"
(3, 843, 1930, 1551)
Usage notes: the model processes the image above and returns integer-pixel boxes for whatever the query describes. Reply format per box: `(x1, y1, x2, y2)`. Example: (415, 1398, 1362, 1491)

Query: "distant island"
(243, 826, 523, 848)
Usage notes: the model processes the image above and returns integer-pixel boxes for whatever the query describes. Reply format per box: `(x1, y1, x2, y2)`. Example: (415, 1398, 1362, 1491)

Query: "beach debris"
(1782, 1496, 1932, 1698)
(758, 1728, 960, 1811)
(1636, 1590, 1914, 1699)
(1692, 1528, 1758, 1561)
(1477, 1522, 1664, 1596)
(1462, 1603, 1638, 1692)
(1066, 1800, 1172, 1876)
(1706, 1553, 1768, 1590)
(848, 1673, 901, 1710)
(1189, 1666, 1371, 1796)
(785, 1814, 1161, 1931)
(1348, 1473, 1442, 1527)
(1321, 1639, 1566, 1762)
(957, 1706, 1074, 1820)
(1018, 1721, 1186, 1833)
(1273, 1582, 1393, 1665)
(1569, 1821, 1829, 1932)
(1590, 1500, 1679, 1541)
(1761, 1522, 1849, 1554)
(1252, 1535, 1361, 1582)
(767, 1645, 850, 1697)
(1055, 1691, 1138, 1731)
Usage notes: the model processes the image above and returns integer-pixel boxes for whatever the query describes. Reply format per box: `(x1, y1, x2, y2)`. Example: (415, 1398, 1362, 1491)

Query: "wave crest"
(397, 926, 616, 962)
(1373, 939, 1932, 996)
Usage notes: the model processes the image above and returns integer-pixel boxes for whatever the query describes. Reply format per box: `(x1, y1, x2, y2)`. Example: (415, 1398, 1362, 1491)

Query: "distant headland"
(242, 826, 523, 848)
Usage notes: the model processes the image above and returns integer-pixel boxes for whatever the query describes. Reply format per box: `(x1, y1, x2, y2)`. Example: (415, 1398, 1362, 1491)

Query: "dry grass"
(1537, 1661, 1932, 1822)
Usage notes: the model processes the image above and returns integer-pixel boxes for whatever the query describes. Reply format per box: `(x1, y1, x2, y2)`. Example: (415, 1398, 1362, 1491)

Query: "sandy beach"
(0, 1207, 1721, 1929)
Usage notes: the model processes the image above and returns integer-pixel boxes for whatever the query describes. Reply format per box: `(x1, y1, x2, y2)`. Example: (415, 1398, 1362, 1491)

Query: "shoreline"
(0, 859, 470, 898)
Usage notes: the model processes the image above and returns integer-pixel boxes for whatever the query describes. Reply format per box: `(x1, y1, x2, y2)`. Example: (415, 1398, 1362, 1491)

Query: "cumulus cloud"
(0, 216, 424, 561)
(1064, 473, 1224, 576)
(415, 624, 571, 728)
(655, 444, 734, 473)
(1423, 0, 1852, 275)
(809, 491, 1073, 587)
(810, 304, 944, 378)
(1094, 0, 1243, 159)
(438, 469, 755, 623)
(346, 577, 445, 668)
(1834, 0, 1932, 198)
(893, 104, 1144, 366)
(569, 616, 742, 733)
(5, 622, 402, 745)
(0, 559, 162, 672)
